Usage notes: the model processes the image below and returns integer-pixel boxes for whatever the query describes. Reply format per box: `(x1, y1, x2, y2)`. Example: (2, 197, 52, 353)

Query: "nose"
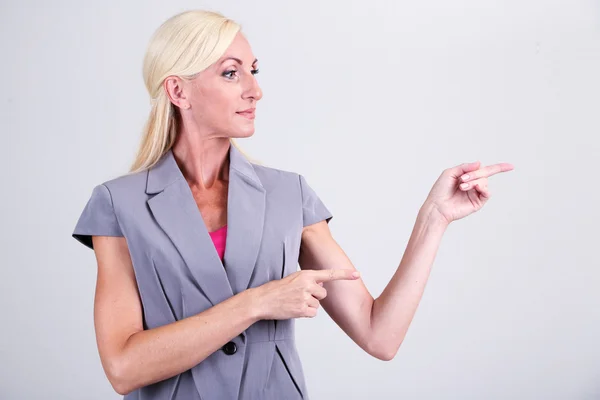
(243, 74, 263, 102)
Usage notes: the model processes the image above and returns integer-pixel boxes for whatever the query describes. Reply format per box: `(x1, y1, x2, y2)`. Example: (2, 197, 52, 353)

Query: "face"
(165, 32, 263, 139)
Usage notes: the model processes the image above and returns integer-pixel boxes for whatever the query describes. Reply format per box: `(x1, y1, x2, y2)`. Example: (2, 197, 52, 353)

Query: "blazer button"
(222, 341, 237, 355)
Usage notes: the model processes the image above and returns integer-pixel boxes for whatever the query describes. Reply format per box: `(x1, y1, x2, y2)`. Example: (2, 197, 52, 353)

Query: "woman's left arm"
(298, 161, 514, 361)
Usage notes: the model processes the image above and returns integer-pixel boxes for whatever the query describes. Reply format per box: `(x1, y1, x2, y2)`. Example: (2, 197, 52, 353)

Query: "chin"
(233, 128, 255, 138)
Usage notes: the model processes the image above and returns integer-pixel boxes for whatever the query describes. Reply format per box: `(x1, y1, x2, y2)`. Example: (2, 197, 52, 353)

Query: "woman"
(72, 9, 513, 400)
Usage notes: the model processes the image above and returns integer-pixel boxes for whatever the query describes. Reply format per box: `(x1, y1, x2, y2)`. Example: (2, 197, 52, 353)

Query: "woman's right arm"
(92, 234, 357, 395)
(92, 235, 261, 395)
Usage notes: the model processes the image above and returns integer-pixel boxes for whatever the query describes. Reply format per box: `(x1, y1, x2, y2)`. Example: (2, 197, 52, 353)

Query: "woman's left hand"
(424, 161, 514, 224)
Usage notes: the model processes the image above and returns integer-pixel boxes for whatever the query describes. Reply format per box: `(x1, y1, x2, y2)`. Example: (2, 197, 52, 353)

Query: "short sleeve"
(72, 184, 123, 250)
(299, 174, 333, 227)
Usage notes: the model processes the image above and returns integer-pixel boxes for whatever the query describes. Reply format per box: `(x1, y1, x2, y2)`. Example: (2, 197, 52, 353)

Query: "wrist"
(242, 286, 265, 322)
(419, 202, 451, 229)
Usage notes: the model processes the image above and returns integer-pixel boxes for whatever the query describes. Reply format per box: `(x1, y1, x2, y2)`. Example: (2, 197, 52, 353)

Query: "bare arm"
(92, 235, 260, 395)
(298, 203, 448, 361)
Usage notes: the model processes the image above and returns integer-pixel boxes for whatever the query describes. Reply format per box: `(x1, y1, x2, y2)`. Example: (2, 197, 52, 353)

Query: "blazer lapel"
(223, 143, 266, 295)
(145, 143, 265, 308)
(146, 147, 234, 307)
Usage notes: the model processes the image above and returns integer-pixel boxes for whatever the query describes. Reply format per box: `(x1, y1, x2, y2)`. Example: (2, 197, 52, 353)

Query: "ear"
(164, 76, 190, 109)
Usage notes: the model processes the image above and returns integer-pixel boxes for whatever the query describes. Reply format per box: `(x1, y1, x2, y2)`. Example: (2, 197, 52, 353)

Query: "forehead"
(218, 33, 257, 64)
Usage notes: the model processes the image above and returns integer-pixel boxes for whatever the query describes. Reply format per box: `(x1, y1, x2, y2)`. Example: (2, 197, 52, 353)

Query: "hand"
(424, 161, 514, 224)
(252, 269, 361, 320)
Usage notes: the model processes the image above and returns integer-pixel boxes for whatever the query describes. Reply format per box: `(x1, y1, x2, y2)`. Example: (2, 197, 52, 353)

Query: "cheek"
(214, 99, 242, 128)
(205, 89, 237, 115)
(192, 84, 244, 131)
(194, 97, 232, 125)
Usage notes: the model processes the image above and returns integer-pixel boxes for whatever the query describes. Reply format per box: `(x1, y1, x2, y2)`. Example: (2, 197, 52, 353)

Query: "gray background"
(1, 0, 599, 398)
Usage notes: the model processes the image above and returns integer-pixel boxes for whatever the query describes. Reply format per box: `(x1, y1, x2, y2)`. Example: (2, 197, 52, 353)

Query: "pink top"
(208, 225, 227, 261)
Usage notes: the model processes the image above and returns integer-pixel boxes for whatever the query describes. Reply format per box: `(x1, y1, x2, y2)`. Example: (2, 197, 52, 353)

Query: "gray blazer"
(72, 143, 333, 400)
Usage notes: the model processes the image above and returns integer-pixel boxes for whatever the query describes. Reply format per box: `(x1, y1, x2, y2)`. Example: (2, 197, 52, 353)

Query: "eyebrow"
(221, 57, 258, 66)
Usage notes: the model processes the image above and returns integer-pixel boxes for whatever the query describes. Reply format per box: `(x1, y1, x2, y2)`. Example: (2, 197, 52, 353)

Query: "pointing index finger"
(463, 163, 514, 181)
(312, 269, 361, 283)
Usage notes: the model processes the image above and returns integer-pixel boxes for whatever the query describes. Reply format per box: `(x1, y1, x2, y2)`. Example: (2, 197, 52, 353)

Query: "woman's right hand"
(251, 269, 361, 320)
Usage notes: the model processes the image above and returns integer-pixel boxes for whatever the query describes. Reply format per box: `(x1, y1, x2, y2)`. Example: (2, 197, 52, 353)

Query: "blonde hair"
(129, 10, 256, 173)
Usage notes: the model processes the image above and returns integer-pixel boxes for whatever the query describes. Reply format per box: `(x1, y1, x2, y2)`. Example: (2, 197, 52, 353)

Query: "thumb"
(450, 161, 481, 177)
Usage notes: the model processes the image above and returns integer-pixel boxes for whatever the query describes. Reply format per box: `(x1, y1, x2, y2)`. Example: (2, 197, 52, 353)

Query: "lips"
(236, 108, 255, 120)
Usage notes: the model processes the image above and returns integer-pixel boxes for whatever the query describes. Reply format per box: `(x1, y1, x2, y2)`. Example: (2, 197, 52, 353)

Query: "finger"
(306, 296, 320, 309)
(460, 178, 492, 199)
(304, 306, 318, 318)
(459, 163, 514, 183)
(310, 285, 328, 300)
(311, 269, 361, 283)
(459, 177, 487, 191)
(475, 183, 491, 199)
(448, 161, 482, 177)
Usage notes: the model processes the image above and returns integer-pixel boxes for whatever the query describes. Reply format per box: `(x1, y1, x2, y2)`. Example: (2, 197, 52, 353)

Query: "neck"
(171, 135, 231, 190)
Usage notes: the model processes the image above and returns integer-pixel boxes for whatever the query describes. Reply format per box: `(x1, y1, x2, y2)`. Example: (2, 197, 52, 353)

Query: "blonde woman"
(72, 9, 514, 400)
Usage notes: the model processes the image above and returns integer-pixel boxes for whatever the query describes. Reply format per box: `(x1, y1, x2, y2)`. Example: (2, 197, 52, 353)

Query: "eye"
(223, 68, 260, 80)
(223, 69, 238, 79)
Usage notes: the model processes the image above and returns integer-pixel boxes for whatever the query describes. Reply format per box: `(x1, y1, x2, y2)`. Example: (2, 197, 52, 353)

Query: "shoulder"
(72, 171, 147, 250)
(250, 162, 332, 227)
(96, 170, 148, 202)
(251, 163, 302, 190)
(249, 162, 324, 201)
